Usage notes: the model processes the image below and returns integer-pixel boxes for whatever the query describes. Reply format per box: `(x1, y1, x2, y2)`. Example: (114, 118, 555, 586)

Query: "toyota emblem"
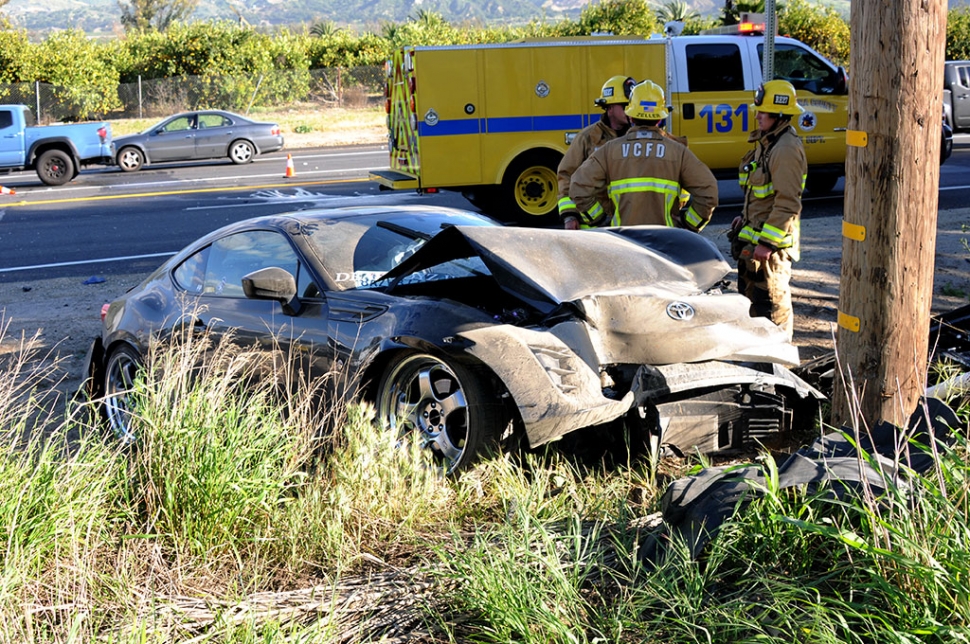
(666, 301, 695, 321)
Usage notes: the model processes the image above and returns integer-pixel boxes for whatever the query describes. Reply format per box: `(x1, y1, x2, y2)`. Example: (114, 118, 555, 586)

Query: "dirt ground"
(1, 163, 968, 397)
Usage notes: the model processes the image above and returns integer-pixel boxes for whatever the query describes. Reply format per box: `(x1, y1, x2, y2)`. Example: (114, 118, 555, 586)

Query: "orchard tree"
(566, 0, 660, 36)
(119, 0, 199, 32)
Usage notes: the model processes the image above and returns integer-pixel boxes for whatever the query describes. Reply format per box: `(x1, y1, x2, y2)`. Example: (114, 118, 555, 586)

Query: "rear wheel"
(117, 146, 144, 172)
(500, 152, 561, 227)
(376, 353, 505, 474)
(36, 150, 74, 186)
(103, 344, 142, 443)
(229, 140, 255, 164)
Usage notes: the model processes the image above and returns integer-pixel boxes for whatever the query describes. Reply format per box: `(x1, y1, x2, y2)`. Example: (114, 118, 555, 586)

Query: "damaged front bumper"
(459, 322, 825, 452)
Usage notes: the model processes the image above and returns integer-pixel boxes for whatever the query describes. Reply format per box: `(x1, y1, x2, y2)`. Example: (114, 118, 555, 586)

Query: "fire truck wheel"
(501, 152, 561, 227)
(805, 171, 840, 195)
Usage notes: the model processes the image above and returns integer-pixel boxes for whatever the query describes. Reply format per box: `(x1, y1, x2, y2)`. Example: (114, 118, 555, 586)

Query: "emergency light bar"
(699, 13, 768, 36)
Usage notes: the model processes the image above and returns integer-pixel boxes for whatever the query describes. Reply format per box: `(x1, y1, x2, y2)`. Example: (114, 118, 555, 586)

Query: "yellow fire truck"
(370, 21, 849, 225)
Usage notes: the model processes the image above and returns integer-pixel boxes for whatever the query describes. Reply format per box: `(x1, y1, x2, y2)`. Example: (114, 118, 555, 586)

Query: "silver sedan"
(114, 110, 285, 171)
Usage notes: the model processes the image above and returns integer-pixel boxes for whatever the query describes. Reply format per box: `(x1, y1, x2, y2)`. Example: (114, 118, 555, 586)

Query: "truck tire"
(36, 149, 75, 186)
(461, 187, 502, 217)
(805, 171, 840, 196)
(501, 151, 562, 227)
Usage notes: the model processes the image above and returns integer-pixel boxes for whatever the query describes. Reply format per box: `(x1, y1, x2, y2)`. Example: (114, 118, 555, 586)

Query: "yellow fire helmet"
(594, 75, 636, 107)
(625, 80, 669, 120)
(752, 80, 805, 116)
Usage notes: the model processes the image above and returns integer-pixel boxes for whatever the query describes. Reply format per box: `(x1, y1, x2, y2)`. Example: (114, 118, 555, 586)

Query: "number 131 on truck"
(369, 16, 852, 226)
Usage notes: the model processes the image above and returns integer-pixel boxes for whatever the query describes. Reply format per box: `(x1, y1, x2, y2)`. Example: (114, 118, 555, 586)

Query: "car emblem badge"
(666, 301, 695, 321)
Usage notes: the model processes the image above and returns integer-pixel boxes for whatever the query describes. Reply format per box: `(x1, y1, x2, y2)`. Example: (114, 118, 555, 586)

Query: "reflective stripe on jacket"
(569, 125, 718, 230)
(557, 116, 622, 227)
(738, 121, 807, 260)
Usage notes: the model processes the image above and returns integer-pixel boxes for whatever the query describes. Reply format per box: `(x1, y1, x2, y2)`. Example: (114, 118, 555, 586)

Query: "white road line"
(255, 150, 386, 162)
(0, 252, 176, 274)
(6, 163, 387, 197)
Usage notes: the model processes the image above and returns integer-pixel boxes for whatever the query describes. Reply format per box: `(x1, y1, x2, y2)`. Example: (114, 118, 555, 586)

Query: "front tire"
(117, 146, 144, 172)
(36, 150, 75, 186)
(376, 353, 505, 474)
(103, 344, 142, 443)
(229, 140, 255, 164)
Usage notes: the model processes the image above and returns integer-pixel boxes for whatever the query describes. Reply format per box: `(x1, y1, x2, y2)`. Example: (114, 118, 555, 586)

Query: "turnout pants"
(737, 250, 793, 340)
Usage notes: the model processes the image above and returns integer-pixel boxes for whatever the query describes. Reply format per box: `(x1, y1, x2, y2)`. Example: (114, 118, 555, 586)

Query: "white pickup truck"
(944, 60, 969, 132)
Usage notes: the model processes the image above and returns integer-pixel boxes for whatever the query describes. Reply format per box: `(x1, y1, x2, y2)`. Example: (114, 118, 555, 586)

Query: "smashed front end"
(382, 224, 825, 454)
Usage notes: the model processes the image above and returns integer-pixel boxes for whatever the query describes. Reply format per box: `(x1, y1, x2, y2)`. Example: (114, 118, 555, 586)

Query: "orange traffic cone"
(283, 154, 296, 178)
(0, 186, 15, 196)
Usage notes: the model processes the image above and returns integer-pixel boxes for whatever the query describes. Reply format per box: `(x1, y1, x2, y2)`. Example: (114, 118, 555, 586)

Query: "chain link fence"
(0, 66, 385, 123)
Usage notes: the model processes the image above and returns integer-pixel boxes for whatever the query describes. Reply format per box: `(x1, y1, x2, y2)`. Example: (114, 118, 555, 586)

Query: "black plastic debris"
(643, 397, 961, 562)
(794, 303, 970, 400)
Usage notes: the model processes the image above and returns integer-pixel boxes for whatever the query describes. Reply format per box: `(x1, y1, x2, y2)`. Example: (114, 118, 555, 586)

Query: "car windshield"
(299, 210, 495, 291)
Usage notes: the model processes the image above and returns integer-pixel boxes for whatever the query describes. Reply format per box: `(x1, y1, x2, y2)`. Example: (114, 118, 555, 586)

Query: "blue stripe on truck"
(417, 114, 591, 136)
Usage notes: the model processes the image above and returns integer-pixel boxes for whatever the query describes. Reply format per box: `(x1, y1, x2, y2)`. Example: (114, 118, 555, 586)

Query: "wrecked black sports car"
(85, 206, 823, 472)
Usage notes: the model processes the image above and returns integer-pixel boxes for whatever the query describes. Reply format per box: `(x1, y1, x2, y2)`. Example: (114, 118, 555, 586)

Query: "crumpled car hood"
(382, 224, 728, 310)
(382, 224, 798, 366)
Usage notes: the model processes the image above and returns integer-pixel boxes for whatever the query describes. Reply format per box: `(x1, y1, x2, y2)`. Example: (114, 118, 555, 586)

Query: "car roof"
(177, 205, 494, 248)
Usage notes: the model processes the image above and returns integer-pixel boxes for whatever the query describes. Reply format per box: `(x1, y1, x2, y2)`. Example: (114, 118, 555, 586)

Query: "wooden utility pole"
(831, 0, 947, 427)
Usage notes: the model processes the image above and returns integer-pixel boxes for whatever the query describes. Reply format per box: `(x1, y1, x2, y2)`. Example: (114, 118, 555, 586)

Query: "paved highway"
(0, 140, 968, 283)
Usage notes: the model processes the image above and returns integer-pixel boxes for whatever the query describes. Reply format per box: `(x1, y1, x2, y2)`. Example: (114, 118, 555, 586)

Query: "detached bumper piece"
(647, 397, 961, 562)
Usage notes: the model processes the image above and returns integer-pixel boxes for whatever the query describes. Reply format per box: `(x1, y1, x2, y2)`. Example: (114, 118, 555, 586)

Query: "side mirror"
(241, 266, 302, 315)
(834, 66, 848, 95)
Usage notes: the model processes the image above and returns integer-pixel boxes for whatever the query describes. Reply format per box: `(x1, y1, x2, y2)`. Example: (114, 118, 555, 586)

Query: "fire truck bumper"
(369, 169, 420, 190)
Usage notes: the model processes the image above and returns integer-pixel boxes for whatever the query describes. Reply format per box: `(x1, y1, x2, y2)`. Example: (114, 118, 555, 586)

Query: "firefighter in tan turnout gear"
(568, 80, 718, 230)
(731, 80, 807, 340)
(558, 75, 634, 230)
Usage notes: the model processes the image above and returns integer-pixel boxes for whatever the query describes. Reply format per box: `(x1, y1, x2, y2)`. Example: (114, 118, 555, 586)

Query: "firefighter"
(731, 80, 807, 340)
(568, 80, 717, 230)
(558, 75, 634, 230)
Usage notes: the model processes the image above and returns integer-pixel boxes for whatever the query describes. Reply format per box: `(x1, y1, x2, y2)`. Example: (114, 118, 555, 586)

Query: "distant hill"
(2, 0, 967, 39)
(5, 0, 592, 37)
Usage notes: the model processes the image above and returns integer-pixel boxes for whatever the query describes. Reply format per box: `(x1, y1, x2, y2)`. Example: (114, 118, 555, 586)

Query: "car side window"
(198, 114, 227, 129)
(0, 111, 12, 130)
(172, 246, 211, 294)
(685, 44, 744, 92)
(163, 116, 194, 132)
(202, 230, 301, 298)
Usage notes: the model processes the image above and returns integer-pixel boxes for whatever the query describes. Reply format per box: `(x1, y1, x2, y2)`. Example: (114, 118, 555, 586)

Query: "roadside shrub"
(948, 7, 970, 61)
(31, 29, 121, 119)
(780, 0, 851, 68)
(0, 30, 36, 84)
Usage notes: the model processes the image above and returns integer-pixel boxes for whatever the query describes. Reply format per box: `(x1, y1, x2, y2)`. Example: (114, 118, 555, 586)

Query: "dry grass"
(109, 105, 388, 149)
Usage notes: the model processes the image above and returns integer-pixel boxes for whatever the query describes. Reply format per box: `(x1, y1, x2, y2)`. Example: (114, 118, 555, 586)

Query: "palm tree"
(310, 20, 340, 38)
(721, 0, 776, 25)
(654, 0, 700, 23)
